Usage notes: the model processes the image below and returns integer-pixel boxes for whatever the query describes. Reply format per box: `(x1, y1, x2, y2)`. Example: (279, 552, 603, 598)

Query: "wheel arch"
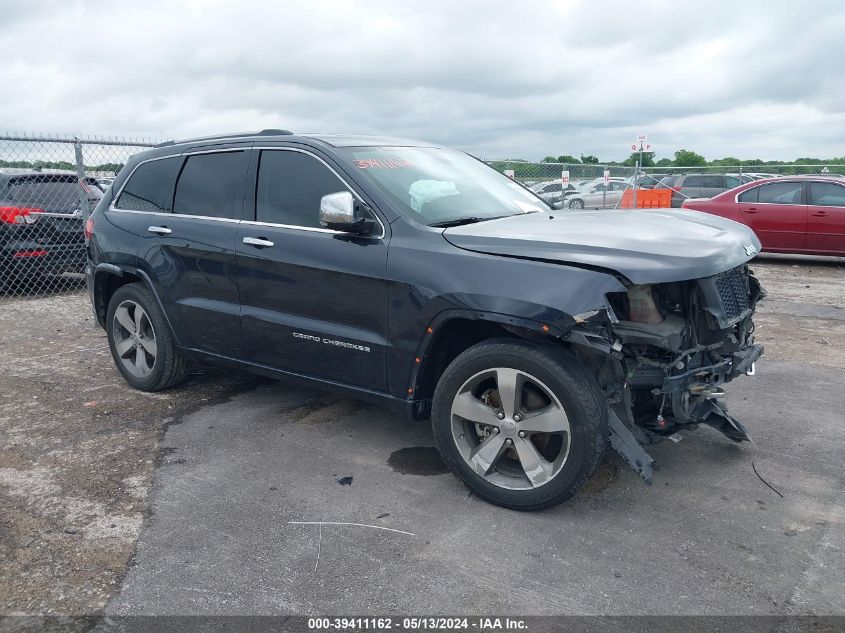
(409, 310, 573, 419)
(93, 265, 180, 345)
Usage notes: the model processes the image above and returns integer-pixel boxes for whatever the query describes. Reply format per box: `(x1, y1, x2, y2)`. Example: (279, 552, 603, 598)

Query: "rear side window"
(738, 187, 758, 203)
(115, 157, 180, 213)
(683, 175, 727, 188)
(809, 182, 845, 207)
(8, 177, 102, 208)
(757, 182, 803, 204)
(256, 150, 349, 228)
(657, 176, 679, 188)
(173, 151, 246, 219)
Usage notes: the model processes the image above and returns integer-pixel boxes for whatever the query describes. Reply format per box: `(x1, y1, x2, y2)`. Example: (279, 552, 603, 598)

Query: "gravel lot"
(1, 254, 843, 624)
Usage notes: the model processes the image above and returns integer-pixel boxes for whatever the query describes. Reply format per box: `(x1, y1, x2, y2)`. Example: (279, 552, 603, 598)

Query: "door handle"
(745, 208, 759, 214)
(811, 211, 828, 217)
(242, 236, 274, 248)
(147, 225, 172, 235)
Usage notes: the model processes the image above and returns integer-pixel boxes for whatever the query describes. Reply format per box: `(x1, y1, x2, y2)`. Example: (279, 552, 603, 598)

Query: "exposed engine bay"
(566, 264, 765, 481)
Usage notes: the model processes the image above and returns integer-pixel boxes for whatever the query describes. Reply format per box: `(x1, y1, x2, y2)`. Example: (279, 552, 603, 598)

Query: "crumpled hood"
(442, 209, 761, 284)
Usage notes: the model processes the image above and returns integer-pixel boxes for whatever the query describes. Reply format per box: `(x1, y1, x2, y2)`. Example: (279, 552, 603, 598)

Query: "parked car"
(530, 180, 577, 203)
(565, 179, 629, 209)
(87, 130, 764, 510)
(635, 173, 669, 189)
(1, 171, 102, 292)
(655, 173, 744, 207)
(682, 176, 845, 256)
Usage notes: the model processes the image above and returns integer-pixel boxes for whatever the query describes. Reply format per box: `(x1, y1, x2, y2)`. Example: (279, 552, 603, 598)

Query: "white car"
(565, 179, 630, 210)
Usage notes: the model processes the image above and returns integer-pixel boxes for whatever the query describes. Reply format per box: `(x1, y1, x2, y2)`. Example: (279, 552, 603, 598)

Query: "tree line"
(0, 159, 125, 173)
(540, 150, 845, 168)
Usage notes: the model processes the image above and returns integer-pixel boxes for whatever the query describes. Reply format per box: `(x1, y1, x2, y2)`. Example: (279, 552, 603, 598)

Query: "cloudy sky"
(2, 0, 844, 161)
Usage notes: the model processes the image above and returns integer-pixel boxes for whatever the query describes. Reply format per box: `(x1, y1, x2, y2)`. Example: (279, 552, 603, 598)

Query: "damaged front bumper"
(566, 264, 766, 483)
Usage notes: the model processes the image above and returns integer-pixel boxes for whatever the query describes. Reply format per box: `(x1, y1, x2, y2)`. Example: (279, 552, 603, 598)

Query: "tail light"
(84, 216, 95, 240)
(671, 186, 682, 192)
(13, 249, 49, 258)
(0, 206, 42, 225)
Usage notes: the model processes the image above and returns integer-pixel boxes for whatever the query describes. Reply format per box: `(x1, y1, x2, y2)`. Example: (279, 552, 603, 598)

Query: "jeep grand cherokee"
(86, 130, 764, 510)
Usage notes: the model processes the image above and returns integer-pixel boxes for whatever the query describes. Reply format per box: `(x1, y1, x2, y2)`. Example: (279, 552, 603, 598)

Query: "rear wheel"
(431, 339, 607, 511)
(106, 283, 188, 391)
(568, 199, 584, 210)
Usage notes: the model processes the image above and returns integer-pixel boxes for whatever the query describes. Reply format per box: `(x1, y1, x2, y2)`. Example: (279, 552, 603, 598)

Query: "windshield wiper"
(429, 217, 488, 228)
(429, 214, 522, 228)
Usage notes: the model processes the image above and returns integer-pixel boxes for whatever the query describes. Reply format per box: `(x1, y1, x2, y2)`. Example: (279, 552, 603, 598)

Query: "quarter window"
(757, 182, 803, 205)
(809, 182, 845, 207)
(256, 150, 350, 228)
(738, 187, 758, 203)
(173, 151, 246, 219)
(115, 157, 180, 212)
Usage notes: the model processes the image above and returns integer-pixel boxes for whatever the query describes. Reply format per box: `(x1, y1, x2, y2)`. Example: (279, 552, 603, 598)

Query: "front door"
(737, 181, 808, 251)
(236, 148, 389, 391)
(806, 180, 845, 254)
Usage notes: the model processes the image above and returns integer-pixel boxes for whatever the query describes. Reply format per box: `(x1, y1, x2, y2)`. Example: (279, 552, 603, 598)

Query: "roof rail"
(153, 130, 293, 149)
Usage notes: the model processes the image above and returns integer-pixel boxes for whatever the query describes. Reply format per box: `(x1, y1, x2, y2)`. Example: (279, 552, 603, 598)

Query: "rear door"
(581, 184, 605, 208)
(806, 180, 845, 254)
(737, 181, 808, 251)
(135, 147, 249, 357)
(236, 147, 389, 390)
(605, 181, 628, 208)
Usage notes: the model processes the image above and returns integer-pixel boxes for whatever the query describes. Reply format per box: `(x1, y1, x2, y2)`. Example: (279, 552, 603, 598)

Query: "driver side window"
(256, 150, 351, 228)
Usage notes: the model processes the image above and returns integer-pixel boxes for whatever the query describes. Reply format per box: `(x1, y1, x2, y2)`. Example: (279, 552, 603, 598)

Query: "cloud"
(1, 0, 843, 161)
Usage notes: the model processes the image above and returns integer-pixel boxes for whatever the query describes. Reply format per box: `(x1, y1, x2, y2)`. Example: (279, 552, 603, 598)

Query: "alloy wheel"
(450, 367, 571, 490)
(112, 300, 157, 378)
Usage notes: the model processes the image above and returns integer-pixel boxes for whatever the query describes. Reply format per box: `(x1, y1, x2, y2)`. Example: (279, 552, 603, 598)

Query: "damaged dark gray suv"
(86, 130, 764, 510)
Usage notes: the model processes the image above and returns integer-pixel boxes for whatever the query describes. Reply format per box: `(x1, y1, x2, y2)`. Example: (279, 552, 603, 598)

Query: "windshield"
(341, 147, 548, 226)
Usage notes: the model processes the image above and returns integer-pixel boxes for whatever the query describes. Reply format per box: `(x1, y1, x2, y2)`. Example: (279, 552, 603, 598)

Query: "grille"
(714, 266, 750, 322)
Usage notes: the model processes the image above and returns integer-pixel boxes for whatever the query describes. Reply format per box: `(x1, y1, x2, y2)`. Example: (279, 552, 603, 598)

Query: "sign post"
(602, 169, 609, 207)
(630, 135, 655, 208)
(561, 170, 569, 206)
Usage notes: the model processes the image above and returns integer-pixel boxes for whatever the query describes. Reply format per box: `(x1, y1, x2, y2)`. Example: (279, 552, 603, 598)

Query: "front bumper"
(660, 343, 764, 395)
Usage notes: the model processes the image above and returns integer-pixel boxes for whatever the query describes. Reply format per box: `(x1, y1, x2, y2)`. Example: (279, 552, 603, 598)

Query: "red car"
(681, 176, 845, 256)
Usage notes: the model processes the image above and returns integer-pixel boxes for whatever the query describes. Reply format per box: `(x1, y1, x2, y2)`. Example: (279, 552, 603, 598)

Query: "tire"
(431, 339, 607, 511)
(568, 199, 584, 210)
(106, 282, 188, 391)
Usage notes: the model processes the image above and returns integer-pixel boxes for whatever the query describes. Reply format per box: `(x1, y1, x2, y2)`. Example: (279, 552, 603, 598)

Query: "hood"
(442, 209, 761, 284)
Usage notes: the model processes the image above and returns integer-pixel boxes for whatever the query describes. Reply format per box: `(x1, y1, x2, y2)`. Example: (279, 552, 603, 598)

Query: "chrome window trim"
(252, 146, 386, 239)
(241, 220, 339, 234)
(110, 149, 247, 219)
(107, 208, 241, 223)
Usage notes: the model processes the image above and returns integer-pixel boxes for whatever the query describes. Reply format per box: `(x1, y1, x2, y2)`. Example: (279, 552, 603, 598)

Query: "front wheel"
(568, 199, 584, 210)
(431, 339, 607, 511)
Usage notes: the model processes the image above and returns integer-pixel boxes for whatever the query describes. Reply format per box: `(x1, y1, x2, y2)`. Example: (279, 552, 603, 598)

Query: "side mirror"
(320, 191, 369, 233)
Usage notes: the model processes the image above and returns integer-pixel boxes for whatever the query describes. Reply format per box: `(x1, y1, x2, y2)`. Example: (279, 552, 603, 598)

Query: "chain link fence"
(1, 134, 157, 299)
(2, 132, 841, 300)
(486, 159, 845, 210)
